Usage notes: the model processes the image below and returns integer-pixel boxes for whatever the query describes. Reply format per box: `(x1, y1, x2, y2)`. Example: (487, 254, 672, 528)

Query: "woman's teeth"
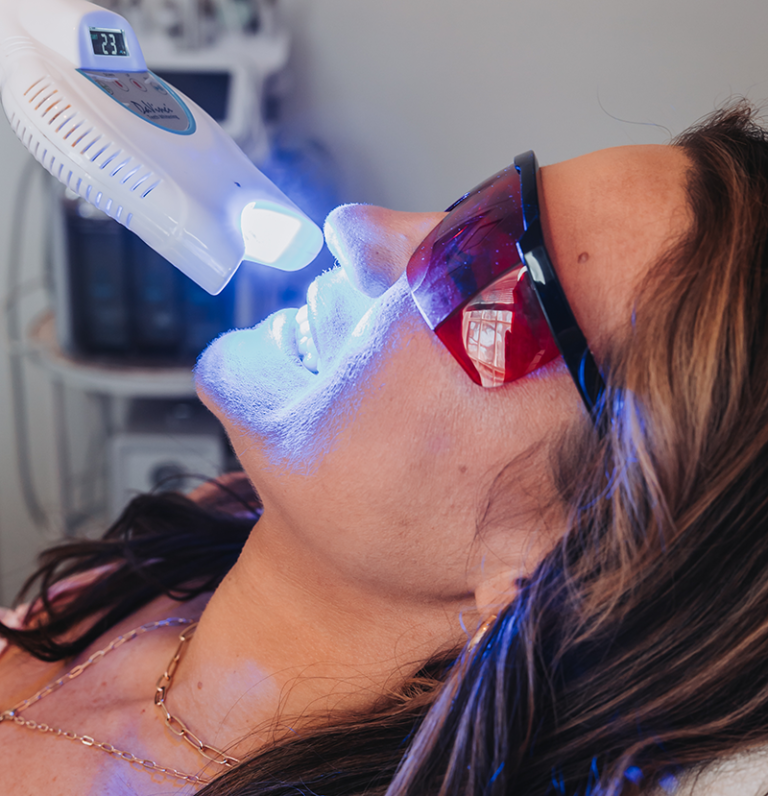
(295, 305, 319, 373)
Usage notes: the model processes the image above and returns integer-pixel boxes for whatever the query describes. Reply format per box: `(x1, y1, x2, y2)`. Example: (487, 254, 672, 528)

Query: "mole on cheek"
(578, 252, 590, 265)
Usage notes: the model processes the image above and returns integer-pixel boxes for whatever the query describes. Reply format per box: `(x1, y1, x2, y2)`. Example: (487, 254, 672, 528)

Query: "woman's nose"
(324, 205, 446, 297)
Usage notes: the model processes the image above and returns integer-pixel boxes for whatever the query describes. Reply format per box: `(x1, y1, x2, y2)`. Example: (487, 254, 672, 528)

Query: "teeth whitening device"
(0, 0, 324, 294)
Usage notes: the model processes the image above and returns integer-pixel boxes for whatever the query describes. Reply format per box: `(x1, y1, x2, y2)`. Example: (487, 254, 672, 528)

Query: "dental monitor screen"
(0, 0, 323, 295)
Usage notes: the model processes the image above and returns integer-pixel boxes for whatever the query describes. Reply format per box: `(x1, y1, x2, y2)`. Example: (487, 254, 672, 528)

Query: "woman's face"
(195, 144, 690, 599)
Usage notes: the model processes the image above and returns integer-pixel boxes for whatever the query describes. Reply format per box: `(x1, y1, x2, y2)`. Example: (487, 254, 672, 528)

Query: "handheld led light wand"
(0, 0, 324, 294)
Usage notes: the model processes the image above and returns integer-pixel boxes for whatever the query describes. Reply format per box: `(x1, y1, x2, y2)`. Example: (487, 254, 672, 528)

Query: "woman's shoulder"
(0, 566, 119, 714)
(0, 588, 211, 726)
(0, 605, 47, 704)
(0, 595, 209, 796)
(0, 628, 64, 716)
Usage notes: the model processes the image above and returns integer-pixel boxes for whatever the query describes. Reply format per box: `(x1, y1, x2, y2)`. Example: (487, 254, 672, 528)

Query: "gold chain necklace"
(0, 617, 241, 785)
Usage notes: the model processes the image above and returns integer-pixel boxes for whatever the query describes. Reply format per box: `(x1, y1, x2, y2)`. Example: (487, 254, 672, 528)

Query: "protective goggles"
(406, 150, 604, 413)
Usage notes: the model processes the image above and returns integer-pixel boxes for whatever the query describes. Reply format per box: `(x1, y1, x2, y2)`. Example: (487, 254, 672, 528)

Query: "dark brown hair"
(6, 102, 768, 796)
(387, 100, 768, 796)
(0, 477, 259, 661)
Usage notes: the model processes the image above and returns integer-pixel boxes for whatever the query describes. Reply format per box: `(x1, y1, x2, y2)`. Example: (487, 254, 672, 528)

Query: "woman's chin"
(193, 312, 355, 472)
(196, 310, 307, 413)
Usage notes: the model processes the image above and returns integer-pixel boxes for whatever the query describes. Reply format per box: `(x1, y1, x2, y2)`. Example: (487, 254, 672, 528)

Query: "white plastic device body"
(0, 0, 323, 294)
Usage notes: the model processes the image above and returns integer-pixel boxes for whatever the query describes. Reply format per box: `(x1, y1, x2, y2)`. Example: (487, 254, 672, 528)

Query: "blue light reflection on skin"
(194, 266, 413, 474)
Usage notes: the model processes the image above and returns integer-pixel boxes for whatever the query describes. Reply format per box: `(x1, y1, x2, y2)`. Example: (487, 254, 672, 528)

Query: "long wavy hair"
(386, 101, 768, 796)
(4, 102, 768, 796)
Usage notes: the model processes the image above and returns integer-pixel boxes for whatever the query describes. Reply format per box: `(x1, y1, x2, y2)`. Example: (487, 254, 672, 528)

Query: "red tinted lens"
(407, 166, 560, 386)
(406, 166, 526, 330)
(436, 265, 560, 386)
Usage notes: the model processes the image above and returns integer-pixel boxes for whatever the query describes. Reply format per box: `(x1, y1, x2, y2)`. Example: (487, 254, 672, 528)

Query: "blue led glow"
(240, 203, 302, 265)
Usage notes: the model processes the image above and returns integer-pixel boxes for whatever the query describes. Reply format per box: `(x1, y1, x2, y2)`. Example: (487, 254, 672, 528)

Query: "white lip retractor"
(0, 0, 324, 294)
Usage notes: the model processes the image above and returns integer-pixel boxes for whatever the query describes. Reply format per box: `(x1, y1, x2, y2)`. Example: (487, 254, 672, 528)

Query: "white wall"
(278, 0, 768, 210)
(1, 0, 767, 601)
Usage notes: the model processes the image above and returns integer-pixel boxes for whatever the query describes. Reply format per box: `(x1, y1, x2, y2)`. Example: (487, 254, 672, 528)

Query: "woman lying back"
(2, 102, 766, 796)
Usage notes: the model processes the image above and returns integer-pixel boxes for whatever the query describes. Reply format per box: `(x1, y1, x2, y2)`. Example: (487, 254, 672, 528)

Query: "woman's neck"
(166, 513, 473, 757)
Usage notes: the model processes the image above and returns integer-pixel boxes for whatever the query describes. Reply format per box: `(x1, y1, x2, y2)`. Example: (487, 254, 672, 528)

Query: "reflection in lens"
(461, 266, 558, 387)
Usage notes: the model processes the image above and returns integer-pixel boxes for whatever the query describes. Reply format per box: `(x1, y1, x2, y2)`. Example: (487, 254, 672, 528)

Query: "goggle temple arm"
(517, 218, 605, 414)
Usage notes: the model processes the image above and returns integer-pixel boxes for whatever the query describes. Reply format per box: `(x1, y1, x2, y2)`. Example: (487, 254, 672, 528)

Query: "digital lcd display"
(90, 28, 129, 57)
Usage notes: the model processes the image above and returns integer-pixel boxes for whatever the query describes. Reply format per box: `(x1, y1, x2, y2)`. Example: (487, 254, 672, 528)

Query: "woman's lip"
(297, 266, 379, 375)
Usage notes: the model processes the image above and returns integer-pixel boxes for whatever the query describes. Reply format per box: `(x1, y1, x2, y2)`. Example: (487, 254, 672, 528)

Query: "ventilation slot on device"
(64, 120, 84, 141)
(90, 144, 111, 163)
(41, 98, 61, 119)
(41, 145, 49, 166)
(27, 83, 51, 104)
(110, 158, 131, 178)
(97, 151, 144, 186)
(131, 173, 152, 192)
(121, 165, 141, 184)
(50, 105, 72, 126)
(92, 192, 117, 216)
(142, 181, 161, 198)
(24, 77, 46, 97)
(98, 150, 121, 171)
(132, 173, 147, 190)
(35, 90, 58, 112)
(68, 172, 86, 196)
(81, 135, 102, 155)
(72, 127, 92, 148)
(29, 134, 42, 164)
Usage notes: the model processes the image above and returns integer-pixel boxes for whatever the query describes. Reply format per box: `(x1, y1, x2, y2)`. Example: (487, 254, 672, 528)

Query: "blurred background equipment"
(54, 189, 240, 363)
(108, 399, 225, 520)
(1, 0, 339, 590)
